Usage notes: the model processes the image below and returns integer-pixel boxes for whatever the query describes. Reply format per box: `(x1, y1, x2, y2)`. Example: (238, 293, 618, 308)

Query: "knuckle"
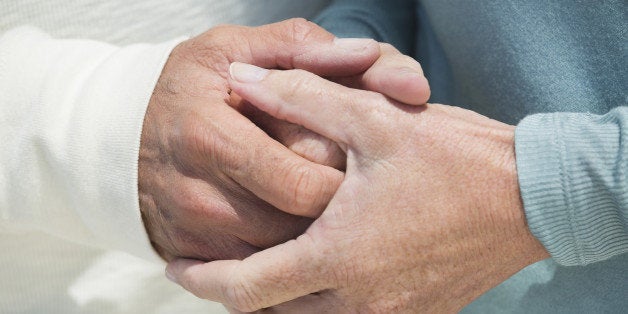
(285, 18, 318, 43)
(179, 185, 226, 219)
(178, 37, 217, 67)
(284, 163, 324, 214)
(268, 18, 327, 69)
(375, 43, 420, 70)
(184, 25, 243, 70)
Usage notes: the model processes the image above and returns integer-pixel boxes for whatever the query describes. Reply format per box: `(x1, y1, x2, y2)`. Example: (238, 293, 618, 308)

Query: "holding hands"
(137, 13, 548, 313)
(165, 63, 549, 312)
(138, 19, 429, 263)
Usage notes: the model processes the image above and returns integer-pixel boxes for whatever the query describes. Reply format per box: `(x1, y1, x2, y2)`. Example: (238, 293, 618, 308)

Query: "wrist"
(490, 125, 550, 268)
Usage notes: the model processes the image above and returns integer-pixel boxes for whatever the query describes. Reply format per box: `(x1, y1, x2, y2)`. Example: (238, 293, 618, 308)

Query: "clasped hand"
(164, 61, 549, 313)
(138, 19, 428, 262)
(142, 18, 548, 313)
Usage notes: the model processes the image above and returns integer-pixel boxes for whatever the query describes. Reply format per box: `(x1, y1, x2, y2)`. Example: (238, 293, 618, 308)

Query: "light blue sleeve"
(313, 0, 416, 55)
(515, 107, 628, 266)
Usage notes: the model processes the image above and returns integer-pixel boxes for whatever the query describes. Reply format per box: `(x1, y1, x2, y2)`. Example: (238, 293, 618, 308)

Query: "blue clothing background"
(316, 0, 627, 312)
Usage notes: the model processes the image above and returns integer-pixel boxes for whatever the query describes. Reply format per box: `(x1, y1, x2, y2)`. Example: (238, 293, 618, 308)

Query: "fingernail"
(165, 266, 178, 284)
(334, 37, 375, 51)
(229, 62, 269, 83)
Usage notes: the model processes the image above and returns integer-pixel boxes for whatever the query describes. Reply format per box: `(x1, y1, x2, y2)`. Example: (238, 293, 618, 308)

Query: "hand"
(165, 64, 549, 313)
(138, 19, 431, 262)
(231, 42, 430, 169)
(139, 19, 375, 261)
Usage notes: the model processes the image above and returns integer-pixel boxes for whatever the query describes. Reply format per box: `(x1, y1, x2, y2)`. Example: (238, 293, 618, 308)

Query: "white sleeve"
(0, 27, 185, 262)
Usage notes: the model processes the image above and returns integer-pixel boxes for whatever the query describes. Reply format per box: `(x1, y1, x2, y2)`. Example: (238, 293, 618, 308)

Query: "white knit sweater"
(0, 1, 328, 313)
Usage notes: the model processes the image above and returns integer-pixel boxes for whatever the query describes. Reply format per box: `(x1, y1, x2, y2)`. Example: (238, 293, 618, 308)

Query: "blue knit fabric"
(315, 1, 628, 312)
(314, 0, 417, 55)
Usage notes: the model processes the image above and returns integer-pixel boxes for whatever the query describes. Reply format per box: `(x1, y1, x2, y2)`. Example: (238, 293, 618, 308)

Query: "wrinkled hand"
(231, 42, 430, 169)
(139, 19, 430, 261)
(139, 19, 368, 261)
(166, 64, 549, 313)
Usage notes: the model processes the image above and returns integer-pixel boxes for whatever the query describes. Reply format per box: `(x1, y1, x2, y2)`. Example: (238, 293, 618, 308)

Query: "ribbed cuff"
(515, 109, 628, 266)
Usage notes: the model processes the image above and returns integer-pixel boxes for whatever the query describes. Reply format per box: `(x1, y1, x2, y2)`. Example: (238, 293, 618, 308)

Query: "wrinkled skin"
(138, 19, 430, 261)
(166, 64, 549, 313)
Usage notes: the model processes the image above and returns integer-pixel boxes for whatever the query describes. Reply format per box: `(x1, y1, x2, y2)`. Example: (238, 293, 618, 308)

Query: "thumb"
(195, 18, 381, 77)
(336, 43, 431, 105)
(166, 234, 330, 312)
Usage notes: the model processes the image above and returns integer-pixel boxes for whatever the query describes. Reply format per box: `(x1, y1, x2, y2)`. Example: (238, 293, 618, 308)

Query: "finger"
(269, 122, 346, 170)
(250, 19, 380, 75)
(199, 18, 380, 77)
(166, 234, 330, 312)
(202, 103, 344, 218)
(231, 96, 346, 170)
(335, 43, 431, 105)
(228, 62, 386, 148)
(177, 177, 314, 251)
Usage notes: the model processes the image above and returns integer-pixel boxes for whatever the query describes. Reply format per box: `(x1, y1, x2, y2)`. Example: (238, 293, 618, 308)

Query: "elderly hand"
(231, 42, 430, 170)
(138, 19, 430, 261)
(165, 64, 549, 313)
